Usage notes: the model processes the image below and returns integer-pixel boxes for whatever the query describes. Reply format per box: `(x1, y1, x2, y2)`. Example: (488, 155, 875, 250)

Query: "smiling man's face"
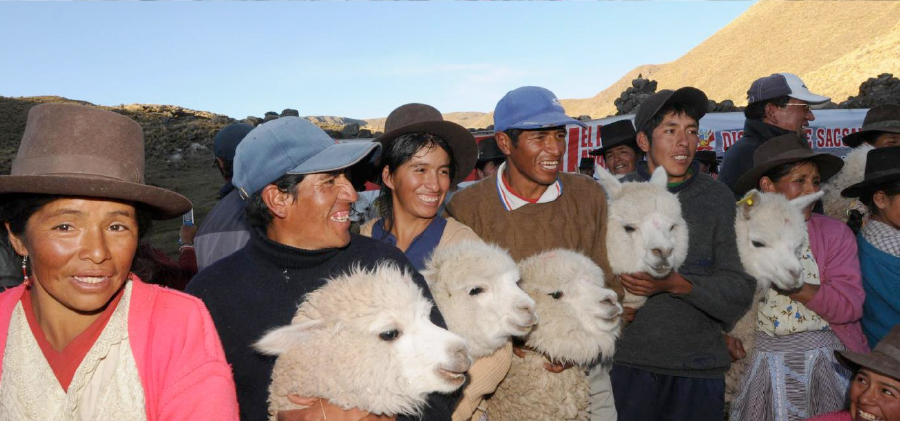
(637, 111, 699, 183)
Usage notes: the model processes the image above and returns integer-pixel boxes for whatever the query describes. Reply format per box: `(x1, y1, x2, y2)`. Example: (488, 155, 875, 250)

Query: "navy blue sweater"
(187, 230, 457, 421)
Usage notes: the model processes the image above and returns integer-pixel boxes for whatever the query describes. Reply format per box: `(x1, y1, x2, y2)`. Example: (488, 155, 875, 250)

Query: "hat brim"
(503, 110, 587, 132)
(788, 92, 830, 105)
(287, 141, 382, 176)
(590, 135, 639, 156)
(734, 152, 845, 197)
(836, 349, 900, 381)
(842, 125, 900, 148)
(0, 174, 192, 220)
(375, 120, 477, 187)
(841, 170, 900, 198)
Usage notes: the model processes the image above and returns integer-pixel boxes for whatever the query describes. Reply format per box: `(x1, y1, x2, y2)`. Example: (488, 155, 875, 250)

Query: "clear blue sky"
(0, 1, 754, 120)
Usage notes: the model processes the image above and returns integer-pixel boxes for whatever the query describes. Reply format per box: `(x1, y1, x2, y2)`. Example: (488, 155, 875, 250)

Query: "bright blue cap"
(232, 117, 381, 199)
(493, 86, 586, 133)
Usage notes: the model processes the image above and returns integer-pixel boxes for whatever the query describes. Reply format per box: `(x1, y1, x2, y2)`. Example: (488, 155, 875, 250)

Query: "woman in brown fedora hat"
(0, 104, 238, 420)
(359, 104, 504, 421)
(360, 103, 480, 270)
(823, 104, 900, 226)
(806, 325, 900, 421)
(841, 146, 900, 349)
(731, 134, 869, 421)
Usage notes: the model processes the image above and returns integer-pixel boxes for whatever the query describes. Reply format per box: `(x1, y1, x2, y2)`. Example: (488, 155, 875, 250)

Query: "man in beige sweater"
(446, 86, 622, 421)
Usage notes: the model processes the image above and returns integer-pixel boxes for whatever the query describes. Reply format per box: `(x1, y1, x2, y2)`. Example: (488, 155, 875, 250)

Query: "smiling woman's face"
(849, 368, 900, 421)
(8, 198, 138, 314)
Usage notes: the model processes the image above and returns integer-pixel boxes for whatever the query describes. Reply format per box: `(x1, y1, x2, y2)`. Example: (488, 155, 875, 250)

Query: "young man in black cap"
(611, 87, 755, 421)
(719, 73, 830, 195)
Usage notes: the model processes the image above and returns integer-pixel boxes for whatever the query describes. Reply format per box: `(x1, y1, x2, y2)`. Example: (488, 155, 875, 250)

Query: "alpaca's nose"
(789, 268, 801, 280)
(652, 246, 673, 259)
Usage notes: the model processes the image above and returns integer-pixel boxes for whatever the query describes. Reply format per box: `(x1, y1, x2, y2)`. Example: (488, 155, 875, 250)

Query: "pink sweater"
(806, 213, 870, 354)
(0, 278, 240, 420)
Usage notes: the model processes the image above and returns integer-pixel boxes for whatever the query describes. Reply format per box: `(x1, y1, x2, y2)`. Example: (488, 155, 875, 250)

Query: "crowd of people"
(0, 70, 897, 421)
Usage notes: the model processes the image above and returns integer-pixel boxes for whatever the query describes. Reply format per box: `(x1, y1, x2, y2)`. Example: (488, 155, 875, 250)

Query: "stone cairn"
(615, 76, 658, 115)
(839, 73, 900, 108)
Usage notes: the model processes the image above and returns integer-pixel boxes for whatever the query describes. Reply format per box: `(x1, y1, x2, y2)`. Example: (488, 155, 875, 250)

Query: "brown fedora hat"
(836, 325, 900, 382)
(0, 103, 191, 219)
(734, 133, 844, 196)
(841, 146, 900, 198)
(842, 104, 900, 148)
(375, 103, 477, 187)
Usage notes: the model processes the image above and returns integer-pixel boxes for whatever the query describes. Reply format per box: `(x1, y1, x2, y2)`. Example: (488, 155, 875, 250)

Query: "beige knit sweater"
(445, 173, 623, 300)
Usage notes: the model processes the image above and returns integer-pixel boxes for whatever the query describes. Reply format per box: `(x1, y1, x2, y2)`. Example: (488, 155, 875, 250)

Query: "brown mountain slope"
(564, 1, 900, 119)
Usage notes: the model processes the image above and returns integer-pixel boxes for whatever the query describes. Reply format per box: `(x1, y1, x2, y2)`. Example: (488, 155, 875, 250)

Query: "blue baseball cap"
(233, 117, 381, 199)
(493, 86, 586, 133)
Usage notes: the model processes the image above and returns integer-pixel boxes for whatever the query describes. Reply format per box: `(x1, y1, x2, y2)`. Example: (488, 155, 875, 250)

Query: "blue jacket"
(858, 234, 900, 348)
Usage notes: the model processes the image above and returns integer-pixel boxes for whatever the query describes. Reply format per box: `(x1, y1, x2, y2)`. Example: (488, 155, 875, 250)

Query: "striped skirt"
(729, 330, 852, 421)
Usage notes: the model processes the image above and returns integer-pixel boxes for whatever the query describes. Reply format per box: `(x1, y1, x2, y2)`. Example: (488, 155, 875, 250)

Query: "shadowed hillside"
(563, 1, 900, 118)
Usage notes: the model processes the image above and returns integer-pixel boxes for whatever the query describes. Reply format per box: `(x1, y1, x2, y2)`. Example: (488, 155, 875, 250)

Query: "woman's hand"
(723, 333, 746, 361)
(785, 283, 820, 304)
(277, 396, 394, 421)
(179, 224, 198, 245)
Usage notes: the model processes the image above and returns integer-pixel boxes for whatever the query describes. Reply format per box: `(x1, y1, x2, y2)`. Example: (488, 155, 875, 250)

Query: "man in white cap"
(719, 72, 830, 195)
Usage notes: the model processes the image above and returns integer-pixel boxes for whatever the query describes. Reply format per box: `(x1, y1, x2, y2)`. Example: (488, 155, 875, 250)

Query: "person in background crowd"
(841, 146, 900, 348)
(187, 117, 457, 421)
(0, 234, 19, 291)
(611, 87, 755, 421)
(806, 325, 900, 421)
(730, 133, 868, 421)
(590, 119, 642, 181)
(829, 104, 900, 230)
(579, 157, 596, 178)
(194, 123, 254, 272)
(0, 103, 239, 420)
(694, 150, 720, 178)
(475, 135, 505, 180)
(360, 104, 494, 421)
(360, 103, 478, 270)
(446, 86, 622, 421)
(719, 73, 830, 195)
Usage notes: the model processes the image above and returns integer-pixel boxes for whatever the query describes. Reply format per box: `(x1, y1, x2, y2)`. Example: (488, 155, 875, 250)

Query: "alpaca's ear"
(737, 190, 761, 220)
(649, 166, 668, 187)
(789, 191, 824, 211)
(253, 320, 325, 356)
(595, 166, 622, 197)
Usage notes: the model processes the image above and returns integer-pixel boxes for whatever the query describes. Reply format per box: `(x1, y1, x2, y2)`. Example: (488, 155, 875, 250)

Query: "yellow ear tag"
(737, 196, 755, 207)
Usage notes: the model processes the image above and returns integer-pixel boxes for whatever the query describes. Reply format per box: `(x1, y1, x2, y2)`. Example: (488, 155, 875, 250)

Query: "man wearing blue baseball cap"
(719, 72, 830, 195)
(445, 86, 623, 420)
(187, 117, 457, 421)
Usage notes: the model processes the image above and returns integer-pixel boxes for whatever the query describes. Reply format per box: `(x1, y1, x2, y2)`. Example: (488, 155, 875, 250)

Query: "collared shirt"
(371, 217, 447, 271)
(494, 162, 563, 211)
(861, 219, 900, 257)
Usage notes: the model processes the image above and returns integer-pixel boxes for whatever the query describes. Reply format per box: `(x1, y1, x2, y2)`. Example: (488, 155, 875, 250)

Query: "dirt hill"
(563, 1, 900, 118)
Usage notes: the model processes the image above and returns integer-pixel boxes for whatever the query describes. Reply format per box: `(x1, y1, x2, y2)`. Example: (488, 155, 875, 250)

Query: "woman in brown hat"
(806, 324, 900, 421)
(731, 134, 869, 421)
(823, 104, 900, 226)
(359, 104, 503, 421)
(360, 103, 480, 270)
(841, 146, 900, 349)
(0, 104, 238, 420)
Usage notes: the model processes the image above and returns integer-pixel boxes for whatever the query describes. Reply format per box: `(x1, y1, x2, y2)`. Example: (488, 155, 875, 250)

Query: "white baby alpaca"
(254, 263, 470, 420)
(488, 249, 622, 421)
(596, 165, 689, 309)
(725, 189, 823, 401)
